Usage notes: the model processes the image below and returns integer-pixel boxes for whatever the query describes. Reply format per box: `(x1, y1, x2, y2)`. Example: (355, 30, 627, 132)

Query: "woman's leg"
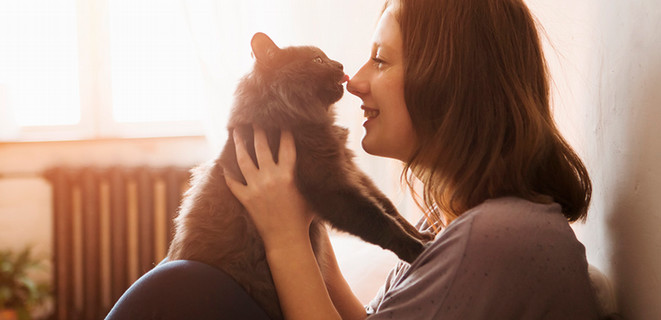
(105, 259, 271, 319)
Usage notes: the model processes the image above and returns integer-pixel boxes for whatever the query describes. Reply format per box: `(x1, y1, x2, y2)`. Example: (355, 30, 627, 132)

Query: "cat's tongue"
(341, 74, 350, 83)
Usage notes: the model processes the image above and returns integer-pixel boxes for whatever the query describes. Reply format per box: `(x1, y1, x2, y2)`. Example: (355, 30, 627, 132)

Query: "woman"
(108, 0, 601, 318)
(225, 0, 600, 319)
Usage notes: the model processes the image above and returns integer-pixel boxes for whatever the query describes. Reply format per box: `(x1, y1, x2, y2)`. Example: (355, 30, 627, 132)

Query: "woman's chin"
(361, 138, 378, 156)
(361, 138, 389, 159)
(361, 138, 410, 162)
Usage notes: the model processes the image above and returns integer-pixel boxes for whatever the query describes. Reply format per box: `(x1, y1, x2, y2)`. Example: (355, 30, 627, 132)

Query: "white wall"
(527, 1, 661, 318)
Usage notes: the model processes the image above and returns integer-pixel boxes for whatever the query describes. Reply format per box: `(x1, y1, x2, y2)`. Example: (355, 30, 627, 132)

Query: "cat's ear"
(251, 32, 280, 62)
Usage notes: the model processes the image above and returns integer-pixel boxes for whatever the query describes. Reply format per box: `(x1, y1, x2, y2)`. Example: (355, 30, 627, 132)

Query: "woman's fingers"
(233, 126, 296, 189)
(225, 126, 312, 247)
(223, 168, 245, 194)
(253, 125, 275, 170)
(233, 129, 257, 183)
(279, 130, 297, 168)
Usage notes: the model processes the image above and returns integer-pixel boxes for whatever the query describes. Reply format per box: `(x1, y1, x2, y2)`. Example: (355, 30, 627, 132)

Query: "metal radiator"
(44, 167, 190, 320)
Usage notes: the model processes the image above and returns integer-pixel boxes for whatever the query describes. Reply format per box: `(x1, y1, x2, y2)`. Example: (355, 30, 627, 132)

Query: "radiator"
(44, 167, 191, 320)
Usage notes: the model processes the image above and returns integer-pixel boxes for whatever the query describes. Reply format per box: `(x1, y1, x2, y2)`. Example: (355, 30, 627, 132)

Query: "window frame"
(4, 0, 206, 142)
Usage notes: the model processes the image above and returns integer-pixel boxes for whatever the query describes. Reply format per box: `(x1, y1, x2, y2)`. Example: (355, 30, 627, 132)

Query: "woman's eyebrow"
(372, 42, 393, 55)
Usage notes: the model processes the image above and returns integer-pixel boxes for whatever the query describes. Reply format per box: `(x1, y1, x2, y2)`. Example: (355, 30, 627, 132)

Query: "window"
(0, 0, 81, 128)
(0, 0, 206, 141)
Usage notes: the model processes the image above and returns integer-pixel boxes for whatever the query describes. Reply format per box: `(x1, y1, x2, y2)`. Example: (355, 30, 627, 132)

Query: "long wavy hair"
(386, 0, 591, 226)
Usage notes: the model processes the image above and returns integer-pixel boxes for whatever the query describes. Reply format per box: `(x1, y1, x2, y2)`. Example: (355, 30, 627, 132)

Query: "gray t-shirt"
(366, 197, 600, 319)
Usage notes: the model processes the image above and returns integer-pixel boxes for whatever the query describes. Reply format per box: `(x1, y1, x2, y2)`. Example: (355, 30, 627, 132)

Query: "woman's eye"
(313, 57, 323, 63)
(371, 57, 385, 68)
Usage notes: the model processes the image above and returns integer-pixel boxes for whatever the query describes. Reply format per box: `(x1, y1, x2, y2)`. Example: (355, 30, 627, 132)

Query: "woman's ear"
(250, 32, 280, 63)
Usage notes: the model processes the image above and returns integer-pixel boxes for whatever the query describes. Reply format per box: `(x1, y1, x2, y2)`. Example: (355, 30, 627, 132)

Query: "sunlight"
(109, 0, 205, 123)
(0, 0, 81, 127)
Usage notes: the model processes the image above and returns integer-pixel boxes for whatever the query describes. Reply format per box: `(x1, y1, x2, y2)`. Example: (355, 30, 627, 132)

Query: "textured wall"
(528, 1, 661, 318)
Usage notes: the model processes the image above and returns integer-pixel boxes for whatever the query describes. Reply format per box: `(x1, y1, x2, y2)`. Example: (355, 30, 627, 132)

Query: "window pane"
(109, 0, 205, 123)
(0, 0, 81, 126)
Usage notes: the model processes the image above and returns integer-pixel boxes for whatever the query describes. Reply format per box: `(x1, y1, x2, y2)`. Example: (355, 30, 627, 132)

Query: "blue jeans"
(106, 259, 271, 319)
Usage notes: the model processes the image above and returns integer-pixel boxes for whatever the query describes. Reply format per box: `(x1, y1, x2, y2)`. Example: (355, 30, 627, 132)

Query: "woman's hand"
(224, 125, 313, 251)
(224, 125, 345, 320)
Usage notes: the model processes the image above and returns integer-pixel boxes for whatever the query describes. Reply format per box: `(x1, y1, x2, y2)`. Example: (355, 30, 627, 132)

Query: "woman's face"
(347, 6, 416, 162)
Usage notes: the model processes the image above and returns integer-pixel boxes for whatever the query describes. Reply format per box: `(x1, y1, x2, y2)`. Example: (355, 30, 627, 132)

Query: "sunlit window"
(0, 0, 206, 141)
(109, 0, 204, 123)
(0, 0, 81, 127)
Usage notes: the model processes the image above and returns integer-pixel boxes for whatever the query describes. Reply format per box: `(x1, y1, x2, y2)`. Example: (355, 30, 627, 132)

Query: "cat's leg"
(353, 171, 435, 243)
(302, 183, 425, 263)
(293, 131, 425, 262)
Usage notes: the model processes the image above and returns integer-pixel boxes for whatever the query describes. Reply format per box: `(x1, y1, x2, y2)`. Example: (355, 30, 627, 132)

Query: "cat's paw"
(397, 240, 426, 264)
(419, 230, 436, 243)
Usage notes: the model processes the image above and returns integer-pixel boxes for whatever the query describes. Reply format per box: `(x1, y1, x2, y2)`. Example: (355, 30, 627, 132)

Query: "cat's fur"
(167, 33, 429, 320)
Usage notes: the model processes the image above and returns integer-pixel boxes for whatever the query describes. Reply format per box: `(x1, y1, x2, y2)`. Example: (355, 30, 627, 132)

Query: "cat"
(167, 32, 430, 320)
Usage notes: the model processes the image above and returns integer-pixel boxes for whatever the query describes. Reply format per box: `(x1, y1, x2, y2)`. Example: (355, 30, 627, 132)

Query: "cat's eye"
(313, 56, 324, 63)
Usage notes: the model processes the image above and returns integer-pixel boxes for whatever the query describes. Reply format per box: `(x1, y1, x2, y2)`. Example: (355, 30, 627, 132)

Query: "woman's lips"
(361, 105, 380, 119)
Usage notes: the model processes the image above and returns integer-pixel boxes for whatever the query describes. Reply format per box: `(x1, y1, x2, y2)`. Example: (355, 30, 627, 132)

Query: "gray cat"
(167, 33, 429, 320)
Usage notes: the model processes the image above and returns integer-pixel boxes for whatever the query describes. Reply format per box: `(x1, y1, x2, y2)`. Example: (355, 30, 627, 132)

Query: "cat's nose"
(333, 61, 343, 71)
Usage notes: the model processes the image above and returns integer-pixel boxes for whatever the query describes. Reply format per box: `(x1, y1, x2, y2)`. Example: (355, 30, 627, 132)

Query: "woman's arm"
(225, 126, 365, 320)
(263, 234, 340, 320)
(317, 228, 368, 320)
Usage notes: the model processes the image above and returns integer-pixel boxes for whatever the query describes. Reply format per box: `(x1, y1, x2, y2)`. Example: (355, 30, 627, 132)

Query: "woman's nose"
(346, 69, 369, 97)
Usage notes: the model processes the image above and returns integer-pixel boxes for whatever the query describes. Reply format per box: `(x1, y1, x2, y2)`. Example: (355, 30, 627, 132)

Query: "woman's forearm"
(324, 264, 368, 320)
(265, 238, 341, 320)
(320, 234, 368, 320)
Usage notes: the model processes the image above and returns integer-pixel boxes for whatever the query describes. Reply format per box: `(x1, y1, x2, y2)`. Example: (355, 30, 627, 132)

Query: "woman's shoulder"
(458, 196, 566, 227)
(425, 197, 581, 259)
(366, 197, 599, 319)
(390, 197, 599, 318)
(409, 196, 591, 291)
(438, 197, 572, 239)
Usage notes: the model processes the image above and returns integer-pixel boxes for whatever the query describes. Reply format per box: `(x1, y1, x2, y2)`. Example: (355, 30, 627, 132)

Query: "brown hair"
(387, 0, 591, 226)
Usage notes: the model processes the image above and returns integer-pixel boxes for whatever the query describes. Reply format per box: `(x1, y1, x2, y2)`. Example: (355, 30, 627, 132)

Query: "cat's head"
(249, 32, 347, 113)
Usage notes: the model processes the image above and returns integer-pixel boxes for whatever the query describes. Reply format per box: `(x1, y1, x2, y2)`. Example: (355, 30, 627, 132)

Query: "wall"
(527, 1, 661, 318)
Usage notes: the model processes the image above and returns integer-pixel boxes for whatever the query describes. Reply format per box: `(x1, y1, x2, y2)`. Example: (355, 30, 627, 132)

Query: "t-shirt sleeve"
(365, 260, 410, 315)
(366, 215, 473, 319)
(365, 217, 436, 316)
